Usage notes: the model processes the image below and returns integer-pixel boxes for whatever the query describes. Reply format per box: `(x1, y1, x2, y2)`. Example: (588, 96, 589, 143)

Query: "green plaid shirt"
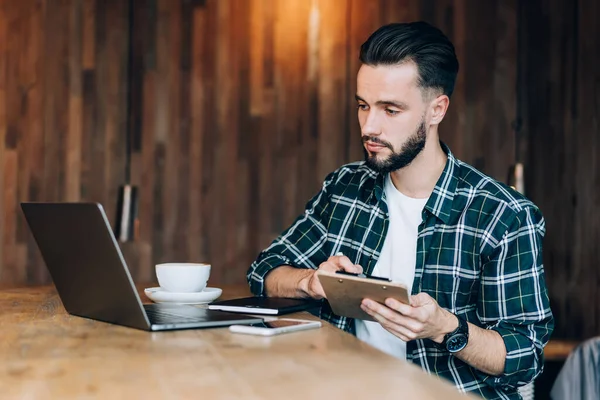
(247, 144, 553, 399)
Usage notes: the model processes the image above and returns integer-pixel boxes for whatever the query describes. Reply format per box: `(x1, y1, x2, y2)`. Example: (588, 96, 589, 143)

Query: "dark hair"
(359, 22, 459, 98)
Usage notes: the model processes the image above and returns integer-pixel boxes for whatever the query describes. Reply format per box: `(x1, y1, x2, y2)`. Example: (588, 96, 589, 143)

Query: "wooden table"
(0, 285, 472, 399)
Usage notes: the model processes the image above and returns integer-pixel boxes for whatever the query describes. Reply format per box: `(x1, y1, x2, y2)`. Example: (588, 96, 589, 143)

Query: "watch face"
(447, 333, 468, 352)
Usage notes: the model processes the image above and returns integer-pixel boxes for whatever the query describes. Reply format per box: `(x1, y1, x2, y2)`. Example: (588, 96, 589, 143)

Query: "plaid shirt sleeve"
(476, 205, 554, 390)
(246, 171, 336, 296)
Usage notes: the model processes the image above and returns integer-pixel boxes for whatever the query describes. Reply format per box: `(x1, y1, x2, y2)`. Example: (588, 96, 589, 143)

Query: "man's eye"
(386, 109, 399, 116)
(357, 104, 368, 110)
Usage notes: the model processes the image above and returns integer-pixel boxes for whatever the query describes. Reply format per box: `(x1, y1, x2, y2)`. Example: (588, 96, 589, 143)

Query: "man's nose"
(361, 110, 382, 137)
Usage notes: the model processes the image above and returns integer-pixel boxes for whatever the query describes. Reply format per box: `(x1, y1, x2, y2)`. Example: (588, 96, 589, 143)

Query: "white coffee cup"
(155, 263, 211, 293)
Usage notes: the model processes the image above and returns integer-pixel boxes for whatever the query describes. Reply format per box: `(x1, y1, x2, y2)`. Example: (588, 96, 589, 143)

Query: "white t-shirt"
(355, 173, 429, 359)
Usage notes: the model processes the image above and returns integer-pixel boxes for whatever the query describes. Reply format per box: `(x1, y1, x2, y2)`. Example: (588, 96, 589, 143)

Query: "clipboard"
(317, 270, 411, 321)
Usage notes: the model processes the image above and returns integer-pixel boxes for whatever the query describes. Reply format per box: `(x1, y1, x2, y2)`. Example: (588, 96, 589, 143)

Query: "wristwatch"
(442, 314, 469, 353)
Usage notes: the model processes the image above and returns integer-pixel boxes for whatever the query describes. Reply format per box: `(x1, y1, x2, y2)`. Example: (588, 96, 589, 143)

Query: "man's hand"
(302, 255, 363, 299)
(360, 292, 458, 343)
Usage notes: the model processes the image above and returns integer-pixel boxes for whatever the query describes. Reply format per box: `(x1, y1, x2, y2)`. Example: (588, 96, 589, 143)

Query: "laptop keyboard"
(144, 304, 203, 324)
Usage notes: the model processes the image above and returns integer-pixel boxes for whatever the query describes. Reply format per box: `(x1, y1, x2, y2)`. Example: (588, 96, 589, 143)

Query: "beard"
(363, 119, 427, 174)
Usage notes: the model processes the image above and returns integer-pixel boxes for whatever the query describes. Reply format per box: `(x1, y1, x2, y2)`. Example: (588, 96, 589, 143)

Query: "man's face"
(356, 63, 430, 174)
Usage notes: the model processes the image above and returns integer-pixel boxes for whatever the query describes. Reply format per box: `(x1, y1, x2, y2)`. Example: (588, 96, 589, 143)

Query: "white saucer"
(144, 287, 222, 305)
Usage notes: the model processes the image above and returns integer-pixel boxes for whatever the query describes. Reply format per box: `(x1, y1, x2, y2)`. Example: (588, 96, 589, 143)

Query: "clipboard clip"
(335, 270, 391, 282)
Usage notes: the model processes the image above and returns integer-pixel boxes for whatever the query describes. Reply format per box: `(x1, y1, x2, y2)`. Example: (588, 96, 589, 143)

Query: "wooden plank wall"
(520, 0, 600, 340)
(0, 0, 521, 288)
(0, 0, 129, 284)
(3, 0, 597, 341)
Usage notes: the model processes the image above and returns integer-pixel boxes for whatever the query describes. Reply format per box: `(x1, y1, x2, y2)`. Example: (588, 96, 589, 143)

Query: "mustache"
(362, 136, 393, 150)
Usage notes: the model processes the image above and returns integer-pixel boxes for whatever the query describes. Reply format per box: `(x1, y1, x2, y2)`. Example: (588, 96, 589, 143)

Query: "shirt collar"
(425, 142, 459, 224)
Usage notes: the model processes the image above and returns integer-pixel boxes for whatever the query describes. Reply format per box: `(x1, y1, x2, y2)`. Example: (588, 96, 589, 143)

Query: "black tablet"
(208, 296, 322, 315)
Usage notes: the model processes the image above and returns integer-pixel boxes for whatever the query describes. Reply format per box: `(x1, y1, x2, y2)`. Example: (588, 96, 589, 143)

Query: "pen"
(335, 252, 369, 278)
(334, 251, 390, 282)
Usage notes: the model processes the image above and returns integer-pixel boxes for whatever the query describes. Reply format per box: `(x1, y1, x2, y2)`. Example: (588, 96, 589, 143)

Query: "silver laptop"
(21, 202, 263, 331)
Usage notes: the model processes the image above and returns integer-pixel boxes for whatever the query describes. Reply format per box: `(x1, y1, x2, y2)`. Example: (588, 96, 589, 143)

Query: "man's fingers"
(336, 255, 355, 270)
(333, 255, 363, 274)
(361, 303, 420, 341)
(362, 299, 402, 325)
(372, 314, 416, 341)
(319, 261, 339, 272)
(363, 299, 423, 330)
(318, 256, 363, 275)
(410, 292, 434, 307)
(384, 298, 412, 315)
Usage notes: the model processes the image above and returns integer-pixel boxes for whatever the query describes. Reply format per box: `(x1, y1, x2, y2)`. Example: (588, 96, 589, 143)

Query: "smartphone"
(228, 318, 322, 336)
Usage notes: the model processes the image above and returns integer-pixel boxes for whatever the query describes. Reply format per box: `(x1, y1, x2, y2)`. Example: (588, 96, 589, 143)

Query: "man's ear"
(430, 95, 450, 125)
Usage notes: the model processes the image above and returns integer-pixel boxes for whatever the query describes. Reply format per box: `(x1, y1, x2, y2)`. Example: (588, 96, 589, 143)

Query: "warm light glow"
(307, 0, 320, 83)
